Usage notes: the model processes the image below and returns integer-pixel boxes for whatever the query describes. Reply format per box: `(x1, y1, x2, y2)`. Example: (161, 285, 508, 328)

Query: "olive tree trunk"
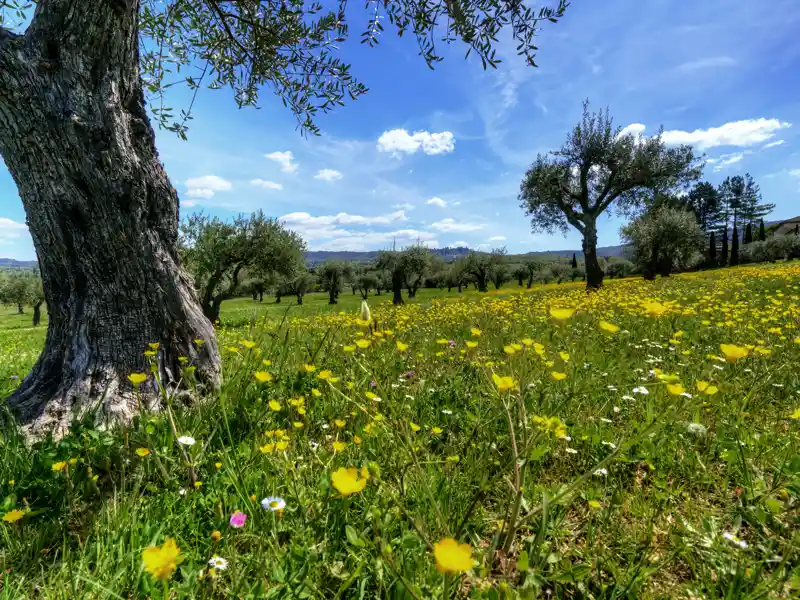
(582, 221, 604, 289)
(0, 1, 220, 434)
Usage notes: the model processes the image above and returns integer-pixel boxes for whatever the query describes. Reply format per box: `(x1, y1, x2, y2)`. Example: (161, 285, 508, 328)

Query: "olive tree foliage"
(464, 248, 506, 292)
(620, 205, 705, 279)
(401, 246, 431, 298)
(0, 270, 44, 323)
(180, 210, 306, 322)
(519, 100, 701, 289)
(317, 260, 352, 305)
(279, 269, 315, 305)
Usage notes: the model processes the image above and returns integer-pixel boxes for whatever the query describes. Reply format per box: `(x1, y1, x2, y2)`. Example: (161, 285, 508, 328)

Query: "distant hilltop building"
(769, 216, 800, 236)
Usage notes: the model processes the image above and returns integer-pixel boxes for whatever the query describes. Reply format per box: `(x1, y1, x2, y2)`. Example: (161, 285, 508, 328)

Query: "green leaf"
(517, 550, 529, 572)
(551, 564, 591, 583)
(345, 525, 365, 548)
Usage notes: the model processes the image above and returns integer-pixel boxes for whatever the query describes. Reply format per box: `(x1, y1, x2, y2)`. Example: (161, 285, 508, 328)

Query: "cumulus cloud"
(661, 118, 791, 150)
(488, 235, 507, 242)
(0, 217, 28, 241)
(310, 229, 438, 252)
(185, 175, 232, 199)
(618, 123, 646, 138)
(429, 218, 485, 232)
(393, 203, 415, 211)
(377, 129, 455, 156)
(265, 150, 298, 173)
(451, 240, 469, 248)
(314, 168, 343, 182)
(279, 210, 410, 241)
(426, 197, 447, 208)
(789, 169, 800, 177)
(250, 179, 283, 190)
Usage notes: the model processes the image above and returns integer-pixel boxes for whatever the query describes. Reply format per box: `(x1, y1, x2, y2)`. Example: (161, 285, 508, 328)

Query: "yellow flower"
(128, 373, 147, 385)
(466, 341, 478, 349)
(790, 407, 800, 420)
(332, 441, 346, 452)
(334, 419, 346, 428)
(492, 373, 517, 392)
(720, 344, 749, 362)
(260, 443, 275, 454)
(355, 339, 371, 349)
(2, 509, 24, 523)
(471, 328, 482, 337)
(434, 538, 473, 573)
(135, 448, 151, 457)
(599, 321, 620, 334)
(696, 381, 718, 396)
(331, 467, 368, 496)
(239, 340, 256, 349)
(268, 400, 281, 412)
(410, 422, 421, 432)
(549, 307, 575, 322)
(276, 441, 289, 451)
(551, 371, 567, 381)
(142, 538, 184, 582)
(437, 339, 449, 345)
(657, 373, 680, 383)
(754, 346, 772, 356)
(432, 427, 443, 435)
(666, 383, 685, 396)
(312, 388, 322, 397)
(148, 342, 160, 351)
(302, 364, 316, 373)
(318, 370, 333, 380)
(52, 461, 67, 472)
(521, 338, 533, 347)
(262, 359, 272, 367)
(293, 421, 304, 429)
(353, 435, 362, 445)
(254, 371, 273, 383)
(588, 500, 602, 510)
(343, 345, 355, 353)
(503, 345, 516, 355)
(559, 352, 570, 361)
(210, 530, 222, 542)
(396, 341, 409, 352)
(642, 301, 668, 317)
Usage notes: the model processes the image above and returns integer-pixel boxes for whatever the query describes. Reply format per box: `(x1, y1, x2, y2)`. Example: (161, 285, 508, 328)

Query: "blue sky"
(2, 0, 800, 260)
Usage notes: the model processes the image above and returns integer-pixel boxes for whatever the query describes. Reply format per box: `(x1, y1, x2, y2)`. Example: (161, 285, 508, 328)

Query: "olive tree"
(180, 211, 306, 322)
(0, 0, 567, 429)
(519, 101, 701, 289)
(317, 261, 352, 305)
(402, 246, 431, 298)
(620, 205, 705, 279)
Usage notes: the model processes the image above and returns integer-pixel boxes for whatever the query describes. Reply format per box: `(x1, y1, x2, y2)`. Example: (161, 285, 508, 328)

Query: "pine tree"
(758, 218, 766, 241)
(744, 222, 753, 245)
(721, 227, 729, 266)
(730, 224, 739, 266)
(738, 173, 775, 227)
(687, 181, 722, 231)
(571, 253, 578, 269)
(709, 231, 717, 264)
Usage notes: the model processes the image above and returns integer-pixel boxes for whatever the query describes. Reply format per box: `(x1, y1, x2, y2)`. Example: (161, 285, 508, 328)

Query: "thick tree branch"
(0, 24, 20, 67)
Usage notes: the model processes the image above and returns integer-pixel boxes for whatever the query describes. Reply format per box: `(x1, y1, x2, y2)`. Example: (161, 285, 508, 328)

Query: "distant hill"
(0, 258, 38, 269)
(305, 244, 626, 265)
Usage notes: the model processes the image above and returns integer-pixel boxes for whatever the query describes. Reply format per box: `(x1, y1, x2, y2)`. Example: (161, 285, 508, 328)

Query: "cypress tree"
(730, 224, 739, 266)
(744, 222, 753, 245)
(758, 218, 766, 241)
(795, 223, 799, 235)
(571, 252, 578, 269)
(721, 227, 729, 266)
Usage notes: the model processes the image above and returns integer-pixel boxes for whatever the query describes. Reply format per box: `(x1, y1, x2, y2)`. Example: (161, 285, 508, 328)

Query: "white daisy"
(208, 556, 228, 570)
(594, 468, 608, 477)
(565, 448, 578, 454)
(261, 496, 287, 511)
(722, 531, 748, 549)
(177, 435, 196, 446)
(633, 386, 649, 395)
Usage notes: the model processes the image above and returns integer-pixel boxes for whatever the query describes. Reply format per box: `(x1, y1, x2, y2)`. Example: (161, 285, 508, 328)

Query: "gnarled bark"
(582, 221, 604, 289)
(0, 1, 221, 434)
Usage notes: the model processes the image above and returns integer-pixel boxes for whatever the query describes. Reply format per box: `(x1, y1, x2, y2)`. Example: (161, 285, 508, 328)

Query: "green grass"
(1, 267, 799, 599)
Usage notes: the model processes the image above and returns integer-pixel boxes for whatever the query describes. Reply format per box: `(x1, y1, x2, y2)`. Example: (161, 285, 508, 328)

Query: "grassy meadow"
(1, 265, 799, 599)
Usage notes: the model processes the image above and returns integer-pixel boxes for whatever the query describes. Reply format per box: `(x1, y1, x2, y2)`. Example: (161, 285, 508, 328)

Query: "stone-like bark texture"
(0, 1, 221, 434)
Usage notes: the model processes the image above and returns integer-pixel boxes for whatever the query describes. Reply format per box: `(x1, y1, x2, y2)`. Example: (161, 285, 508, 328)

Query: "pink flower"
(229, 511, 247, 528)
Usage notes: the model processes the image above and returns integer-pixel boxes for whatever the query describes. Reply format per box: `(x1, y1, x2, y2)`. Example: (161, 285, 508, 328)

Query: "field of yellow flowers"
(1, 263, 799, 599)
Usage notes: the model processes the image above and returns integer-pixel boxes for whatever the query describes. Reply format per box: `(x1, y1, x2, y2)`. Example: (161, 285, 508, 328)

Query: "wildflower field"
(1, 263, 800, 599)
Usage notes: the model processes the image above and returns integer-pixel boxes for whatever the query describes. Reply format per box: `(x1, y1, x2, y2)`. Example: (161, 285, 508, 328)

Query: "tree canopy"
(519, 100, 701, 288)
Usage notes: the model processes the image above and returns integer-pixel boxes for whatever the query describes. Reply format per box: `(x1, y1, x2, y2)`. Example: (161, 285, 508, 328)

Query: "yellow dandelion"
(599, 321, 620, 334)
(142, 538, 184, 582)
(551, 371, 567, 381)
(720, 344, 749, 362)
(254, 371, 273, 383)
(433, 538, 473, 573)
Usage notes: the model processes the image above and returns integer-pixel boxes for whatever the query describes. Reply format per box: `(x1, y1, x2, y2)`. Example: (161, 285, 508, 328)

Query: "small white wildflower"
(563, 435, 572, 441)
(208, 556, 228, 570)
(722, 531, 748, 549)
(601, 441, 617, 449)
(594, 468, 608, 476)
(177, 435, 196, 446)
(441, 409, 453, 415)
(178, 488, 187, 496)
(772, 383, 784, 388)
(633, 386, 649, 395)
(261, 496, 286, 511)
(613, 406, 621, 413)
(309, 441, 319, 450)
(622, 395, 635, 401)
(321, 424, 330, 429)
(712, 364, 725, 371)
(680, 392, 693, 398)
(600, 417, 613, 423)
(565, 448, 578, 454)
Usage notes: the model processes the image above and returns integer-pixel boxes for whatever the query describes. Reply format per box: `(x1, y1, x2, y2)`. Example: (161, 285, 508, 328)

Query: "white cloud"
(185, 175, 232, 198)
(661, 118, 792, 150)
(310, 229, 438, 251)
(265, 151, 298, 173)
(426, 197, 447, 208)
(709, 152, 745, 171)
(0, 218, 28, 241)
(789, 169, 800, 177)
(393, 203, 415, 211)
(314, 168, 343, 182)
(250, 179, 283, 190)
(182, 199, 198, 208)
(618, 123, 646, 138)
(488, 235, 507, 242)
(676, 56, 737, 73)
(279, 210, 409, 241)
(763, 140, 786, 149)
(377, 129, 455, 156)
(451, 240, 469, 247)
(430, 218, 485, 232)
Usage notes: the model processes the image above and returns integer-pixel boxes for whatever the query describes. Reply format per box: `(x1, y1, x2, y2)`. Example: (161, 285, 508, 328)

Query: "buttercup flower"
(142, 538, 183, 582)
(433, 538, 473, 573)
